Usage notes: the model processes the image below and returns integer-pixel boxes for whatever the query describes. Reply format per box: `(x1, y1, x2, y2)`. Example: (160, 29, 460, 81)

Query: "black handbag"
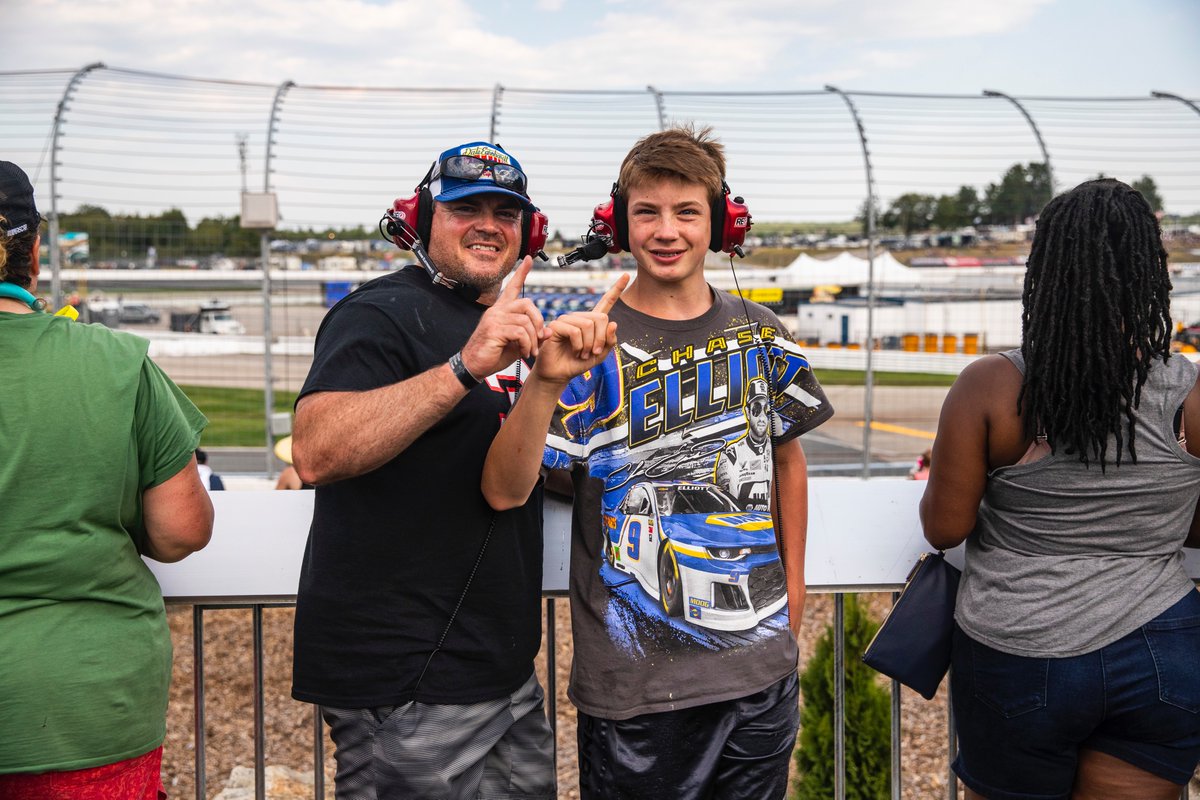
(861, 551, 961, 700)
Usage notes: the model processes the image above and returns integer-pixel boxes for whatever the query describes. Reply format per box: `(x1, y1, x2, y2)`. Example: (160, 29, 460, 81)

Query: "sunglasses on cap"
(434, 155, 528, 195)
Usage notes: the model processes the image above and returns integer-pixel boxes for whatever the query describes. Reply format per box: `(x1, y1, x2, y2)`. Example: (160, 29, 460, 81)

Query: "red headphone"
(386, 186, 549, 260)
(589, 181, 752, 256)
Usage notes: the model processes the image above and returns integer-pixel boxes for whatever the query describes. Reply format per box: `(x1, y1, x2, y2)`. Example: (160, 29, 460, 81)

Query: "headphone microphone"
(380, 210, 481, 302)
(553, 224, 615, 268)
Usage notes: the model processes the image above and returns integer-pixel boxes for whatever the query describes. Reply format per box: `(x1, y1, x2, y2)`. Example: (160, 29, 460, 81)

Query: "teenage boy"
(482, 126, 833, 799)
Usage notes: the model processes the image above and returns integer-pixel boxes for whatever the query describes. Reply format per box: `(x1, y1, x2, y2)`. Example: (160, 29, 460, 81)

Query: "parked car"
(118, 302, 162, 324)
(169, 300, 245, 335)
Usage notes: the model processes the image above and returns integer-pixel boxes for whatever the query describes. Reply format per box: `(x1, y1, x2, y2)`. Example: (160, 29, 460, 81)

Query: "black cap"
(0, 161, 41, 238)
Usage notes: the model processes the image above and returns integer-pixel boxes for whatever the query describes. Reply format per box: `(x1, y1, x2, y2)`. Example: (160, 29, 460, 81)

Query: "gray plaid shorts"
(320, 672, 556, 800)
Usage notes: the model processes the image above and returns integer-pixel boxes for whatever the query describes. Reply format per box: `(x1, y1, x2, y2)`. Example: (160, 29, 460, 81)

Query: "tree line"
(863, 163, 1163, 236)
(55, 206, 372, 263)
(53, 165, 1168, 262)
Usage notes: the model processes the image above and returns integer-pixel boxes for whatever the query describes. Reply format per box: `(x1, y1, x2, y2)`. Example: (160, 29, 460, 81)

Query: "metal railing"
(180, 591, 1195, 800)
(183, 594, 923, 800)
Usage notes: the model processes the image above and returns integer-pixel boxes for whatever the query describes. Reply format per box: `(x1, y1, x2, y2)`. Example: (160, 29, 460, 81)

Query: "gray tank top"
(956, 349, 1200, 657)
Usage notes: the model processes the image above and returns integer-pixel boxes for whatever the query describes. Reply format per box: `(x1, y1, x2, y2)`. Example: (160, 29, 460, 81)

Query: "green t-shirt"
(0, 311, 207, 773)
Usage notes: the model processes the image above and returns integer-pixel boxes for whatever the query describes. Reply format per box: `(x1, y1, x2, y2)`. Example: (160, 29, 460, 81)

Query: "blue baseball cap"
(428, 142, 536, 212)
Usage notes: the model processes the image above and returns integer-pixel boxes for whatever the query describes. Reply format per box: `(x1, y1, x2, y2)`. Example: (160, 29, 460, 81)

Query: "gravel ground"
(162, 596, 1198, 799)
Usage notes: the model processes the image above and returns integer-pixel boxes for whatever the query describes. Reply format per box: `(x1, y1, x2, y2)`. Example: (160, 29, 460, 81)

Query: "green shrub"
(793, 595, 891, 799)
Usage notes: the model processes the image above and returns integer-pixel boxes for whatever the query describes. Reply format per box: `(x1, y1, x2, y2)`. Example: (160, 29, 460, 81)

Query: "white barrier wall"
(147, 479, 1200, 602)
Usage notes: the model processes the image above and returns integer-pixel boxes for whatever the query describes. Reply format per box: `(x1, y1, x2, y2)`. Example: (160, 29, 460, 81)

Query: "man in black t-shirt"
(290, 142, 555, 800)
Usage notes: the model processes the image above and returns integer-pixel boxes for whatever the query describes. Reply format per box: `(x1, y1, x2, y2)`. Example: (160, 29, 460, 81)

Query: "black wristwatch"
(448, 351, 480, 389)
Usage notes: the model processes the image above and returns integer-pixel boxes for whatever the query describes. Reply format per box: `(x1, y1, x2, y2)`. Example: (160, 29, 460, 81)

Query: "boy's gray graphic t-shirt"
(543, 290, 833, 719)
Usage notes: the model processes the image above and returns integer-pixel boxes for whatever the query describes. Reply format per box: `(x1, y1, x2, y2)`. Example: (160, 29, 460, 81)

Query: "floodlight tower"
(1150, 90, 1200, 119)
(982, 89, 1055, 194)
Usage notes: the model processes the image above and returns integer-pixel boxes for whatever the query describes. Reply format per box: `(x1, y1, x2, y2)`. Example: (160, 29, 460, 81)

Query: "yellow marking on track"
(854, 421, 937, 440)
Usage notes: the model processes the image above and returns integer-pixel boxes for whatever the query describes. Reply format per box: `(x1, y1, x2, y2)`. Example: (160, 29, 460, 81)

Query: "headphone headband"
(591, 181, 752, 257)
(384, 187, 548, 262)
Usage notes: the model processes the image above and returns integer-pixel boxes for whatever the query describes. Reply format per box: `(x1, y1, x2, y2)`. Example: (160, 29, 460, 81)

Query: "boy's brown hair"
(617, 124, 726, 204)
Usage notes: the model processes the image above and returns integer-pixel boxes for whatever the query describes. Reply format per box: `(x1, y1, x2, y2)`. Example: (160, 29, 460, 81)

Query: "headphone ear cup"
(417, 188, 434, 247)
(389, 194, 422, 250)
(709, 191, 727, 253)
(523, 210, 549, 259)
(591, 195, 623, 254)
(724, 193, 752, 254)
(612, 190, 630, 252)
(710, 182, 752, 254)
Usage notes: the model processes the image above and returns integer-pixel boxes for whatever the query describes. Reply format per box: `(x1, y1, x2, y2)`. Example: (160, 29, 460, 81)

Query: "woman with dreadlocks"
(921, 179, 1200, 799)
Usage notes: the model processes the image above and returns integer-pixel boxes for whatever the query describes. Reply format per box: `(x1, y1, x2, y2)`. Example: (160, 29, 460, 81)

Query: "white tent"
(773, 250, 952, 289)
(779, 250, 1034, 291)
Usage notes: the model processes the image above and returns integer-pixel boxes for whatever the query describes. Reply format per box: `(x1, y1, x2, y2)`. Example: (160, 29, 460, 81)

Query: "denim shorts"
(950, 588, 1200, 800)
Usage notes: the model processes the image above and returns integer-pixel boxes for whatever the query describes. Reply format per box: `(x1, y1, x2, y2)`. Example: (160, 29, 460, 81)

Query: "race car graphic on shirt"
(602, 480, 787, 632)
(545, 309, 832, 651)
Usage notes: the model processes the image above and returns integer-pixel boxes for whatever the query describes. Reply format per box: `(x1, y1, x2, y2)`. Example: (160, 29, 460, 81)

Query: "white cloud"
(798, 66, 870, 87)
(7, 0, 521, 87)
(0, 0, 1170, 95)
(7, 0, 809, 89)
(861, 49, 924, 70)
(860, 0, 1052, 39)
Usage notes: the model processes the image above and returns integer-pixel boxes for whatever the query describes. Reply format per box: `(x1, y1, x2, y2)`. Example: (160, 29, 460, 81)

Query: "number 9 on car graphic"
(601, 480, 787, 632)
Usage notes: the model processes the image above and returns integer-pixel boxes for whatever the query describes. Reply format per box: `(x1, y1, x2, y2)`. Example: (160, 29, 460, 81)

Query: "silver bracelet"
(448, 351, 480, 389)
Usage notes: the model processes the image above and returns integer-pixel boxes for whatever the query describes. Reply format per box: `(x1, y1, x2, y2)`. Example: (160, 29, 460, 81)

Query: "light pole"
(1150, 90, 1200, 119)
(48, 63, 105, 309)
(825, 85, 878, 481)
(825, 82, 881, 800)
(253, 80, 293, 477)
(982, 89, 1055, 194)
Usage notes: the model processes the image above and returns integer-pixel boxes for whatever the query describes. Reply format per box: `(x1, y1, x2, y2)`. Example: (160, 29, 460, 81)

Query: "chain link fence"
(4, 66, 1198, 473)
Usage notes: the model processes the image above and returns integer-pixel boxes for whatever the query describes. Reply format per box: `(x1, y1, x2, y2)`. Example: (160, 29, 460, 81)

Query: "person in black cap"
(195, 448, 225, 491)
(0, 161, 45, 309)
(289, 142, 556, 799)
(0, 161, 213, 795)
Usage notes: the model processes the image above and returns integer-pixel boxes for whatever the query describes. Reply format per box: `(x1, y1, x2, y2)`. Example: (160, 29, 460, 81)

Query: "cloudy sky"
(4, 0, 1198, 229)
(5, 0, 1198, 95)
